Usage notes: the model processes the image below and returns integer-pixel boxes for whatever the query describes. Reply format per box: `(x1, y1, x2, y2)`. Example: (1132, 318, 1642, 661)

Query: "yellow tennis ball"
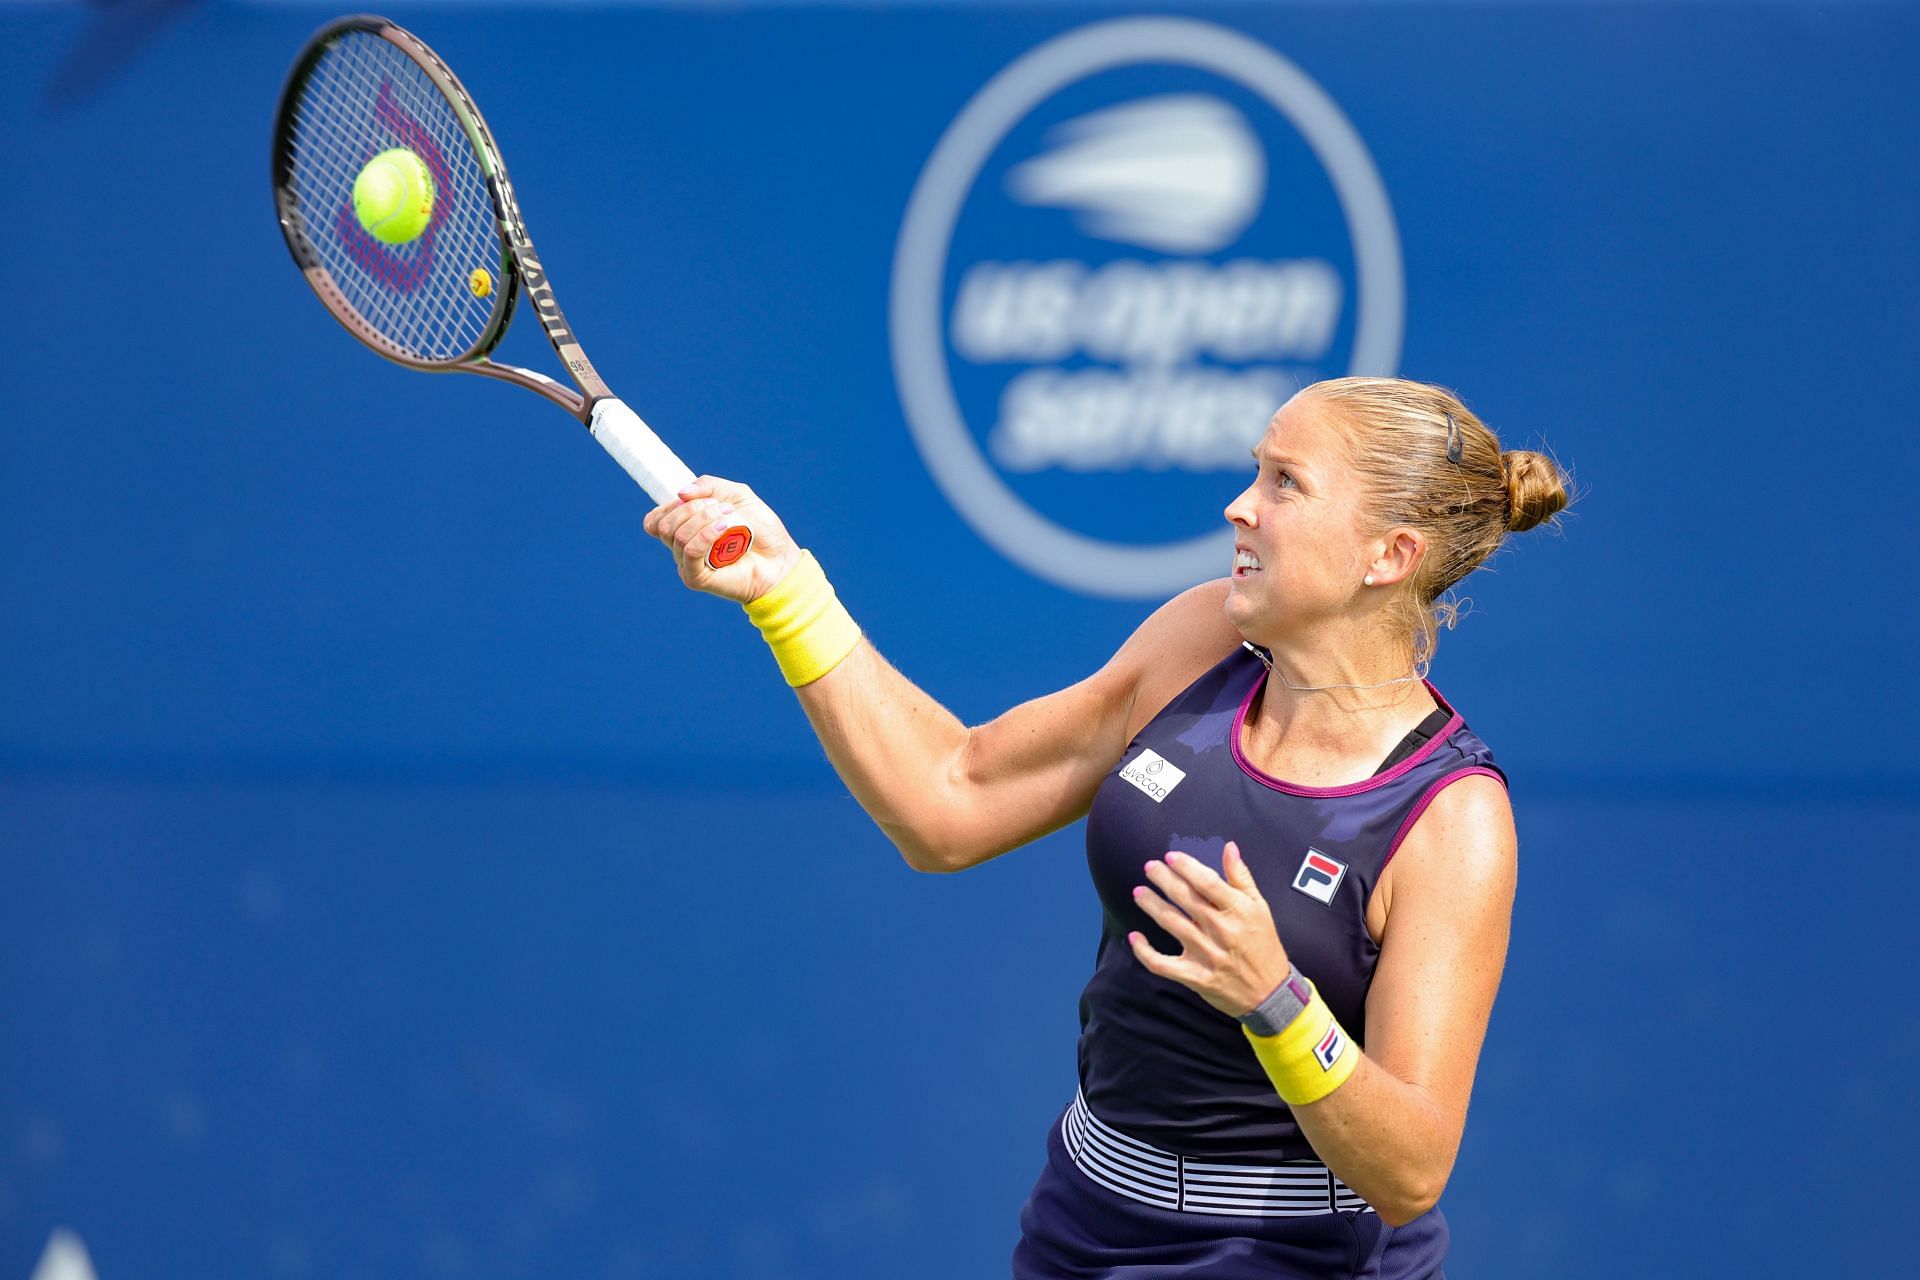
(352, 147, 435, 245)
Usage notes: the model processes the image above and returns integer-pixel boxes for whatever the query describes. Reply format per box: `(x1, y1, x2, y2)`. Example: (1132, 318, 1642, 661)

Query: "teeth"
(1235, 549, 1262, 572)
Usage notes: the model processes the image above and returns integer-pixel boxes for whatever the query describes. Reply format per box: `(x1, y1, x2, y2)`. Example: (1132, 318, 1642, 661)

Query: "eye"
(1275, 470, 1297, 490)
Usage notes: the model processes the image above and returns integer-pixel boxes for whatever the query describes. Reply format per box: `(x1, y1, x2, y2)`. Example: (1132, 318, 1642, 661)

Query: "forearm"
(732, 549, 974, 867)
(643, 488, 1128, 873)
(1235, 966, 1467, 1227)
(742, 553, 1126, 872)
(786, 639, 976, 870)
(1290, 1053, 1461, 1226)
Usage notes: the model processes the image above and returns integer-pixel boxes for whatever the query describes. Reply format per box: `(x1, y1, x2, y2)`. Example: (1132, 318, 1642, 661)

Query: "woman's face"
(1223, 394, 1376, 642)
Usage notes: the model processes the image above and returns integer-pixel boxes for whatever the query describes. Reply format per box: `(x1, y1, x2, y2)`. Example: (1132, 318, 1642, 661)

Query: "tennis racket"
(271, 13, 752, 569)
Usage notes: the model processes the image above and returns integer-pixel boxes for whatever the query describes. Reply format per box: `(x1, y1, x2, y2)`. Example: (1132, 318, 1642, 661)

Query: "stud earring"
(1363, 574, 1375, 586)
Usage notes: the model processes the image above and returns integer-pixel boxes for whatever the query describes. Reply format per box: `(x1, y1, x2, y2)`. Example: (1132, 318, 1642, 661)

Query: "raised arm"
(642, 476, 1240, 872)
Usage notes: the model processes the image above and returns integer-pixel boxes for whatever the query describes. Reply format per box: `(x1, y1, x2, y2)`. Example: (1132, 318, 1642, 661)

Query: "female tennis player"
(643, 377, 1569, 1279)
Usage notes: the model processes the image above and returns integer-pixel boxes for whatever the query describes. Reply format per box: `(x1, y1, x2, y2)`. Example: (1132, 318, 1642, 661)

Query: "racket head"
(272, 14, 520, 373)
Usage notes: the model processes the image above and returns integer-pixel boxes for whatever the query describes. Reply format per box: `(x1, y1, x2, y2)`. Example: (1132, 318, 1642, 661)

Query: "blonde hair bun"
(1500, 450, 1570, 533)
(1301, 377, 1574, 671)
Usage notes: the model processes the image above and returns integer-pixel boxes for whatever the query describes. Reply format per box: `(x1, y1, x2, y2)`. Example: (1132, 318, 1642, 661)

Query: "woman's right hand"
(641, 476, 804, 604)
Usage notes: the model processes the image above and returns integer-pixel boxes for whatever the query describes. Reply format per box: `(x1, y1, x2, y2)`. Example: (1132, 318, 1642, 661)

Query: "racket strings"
(285, 30, 501, 362)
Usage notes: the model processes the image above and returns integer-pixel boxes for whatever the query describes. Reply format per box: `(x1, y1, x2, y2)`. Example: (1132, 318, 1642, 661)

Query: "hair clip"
(1445, 412, 1463, 465)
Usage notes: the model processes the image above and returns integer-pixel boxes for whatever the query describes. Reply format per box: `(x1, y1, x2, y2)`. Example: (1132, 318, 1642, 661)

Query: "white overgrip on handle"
(588, 396, 754, 569)
(588, 397, 697, 506)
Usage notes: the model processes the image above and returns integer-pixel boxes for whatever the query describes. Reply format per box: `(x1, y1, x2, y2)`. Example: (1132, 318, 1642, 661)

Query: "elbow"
(1370, 1174, 1448, 1229)
(870, 797, 968, 872)
(1374, 1198, 1437, 1230)
(897, 831, 1004, 874)
(898, 843, 957, 874)
(892, 830, 977, 875)
(895, 756, 992, 874)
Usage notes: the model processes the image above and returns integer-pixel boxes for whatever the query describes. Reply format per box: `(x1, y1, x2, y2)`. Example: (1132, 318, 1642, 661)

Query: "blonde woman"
(644, 378, 1571, 1279)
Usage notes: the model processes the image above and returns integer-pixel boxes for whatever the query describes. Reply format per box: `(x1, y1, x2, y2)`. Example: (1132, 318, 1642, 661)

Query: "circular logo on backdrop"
(890, 17, 1404, 599)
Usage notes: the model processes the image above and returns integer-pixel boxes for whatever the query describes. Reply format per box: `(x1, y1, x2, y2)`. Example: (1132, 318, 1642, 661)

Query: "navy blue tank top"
(1077, 644, 1506, 1162)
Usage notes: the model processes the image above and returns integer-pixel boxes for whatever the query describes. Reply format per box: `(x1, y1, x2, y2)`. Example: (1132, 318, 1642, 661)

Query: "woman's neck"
(1241, 634, 1439, 779)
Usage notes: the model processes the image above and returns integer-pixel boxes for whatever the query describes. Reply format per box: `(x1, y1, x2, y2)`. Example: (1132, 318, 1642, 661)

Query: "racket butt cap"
(708, 527, 753, 568)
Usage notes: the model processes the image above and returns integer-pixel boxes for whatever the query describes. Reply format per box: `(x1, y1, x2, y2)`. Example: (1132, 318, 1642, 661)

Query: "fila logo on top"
(890, 17, 1403, 598)
(1291, 849, 1347, 905)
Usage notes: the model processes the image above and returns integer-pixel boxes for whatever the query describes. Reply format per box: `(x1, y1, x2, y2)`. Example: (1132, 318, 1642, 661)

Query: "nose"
(1224, 484, 1256, 530)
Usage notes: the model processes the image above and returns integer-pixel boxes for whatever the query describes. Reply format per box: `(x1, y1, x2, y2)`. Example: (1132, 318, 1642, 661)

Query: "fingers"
(640, 474, 723, 535)
(1161, 849, 1239, 910)
(681, 475, 758, 507)
(647, 495, 736, 555)
(643, 476, 757, 549)
(679, 510, 740, 567)
(639, 473, 795, 603)
(1134, 846, 1291, 1015)
(687, 475, 752, 506)
(643, 497, 700, 539)
(1221, 842, 1264, 896)
(676, 503, 736, 557)
(1126, 929, 1200, 985)
(1132, 878, 1206, 951)
(1143, 858, 1213, 922)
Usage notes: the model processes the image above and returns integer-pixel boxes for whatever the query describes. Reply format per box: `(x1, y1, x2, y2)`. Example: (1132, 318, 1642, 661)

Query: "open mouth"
(1234, 548, 1262, 577)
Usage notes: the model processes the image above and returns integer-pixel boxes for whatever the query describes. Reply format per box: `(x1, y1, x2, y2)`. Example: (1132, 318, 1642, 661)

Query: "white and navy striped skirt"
(1063, 1086, 1372, 1216)
(1011, 1089, 1449, 1280)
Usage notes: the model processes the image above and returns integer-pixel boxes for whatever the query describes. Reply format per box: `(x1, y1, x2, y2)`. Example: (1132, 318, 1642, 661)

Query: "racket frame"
(272, 15, 752, 566)
(273, 13, 601, 417)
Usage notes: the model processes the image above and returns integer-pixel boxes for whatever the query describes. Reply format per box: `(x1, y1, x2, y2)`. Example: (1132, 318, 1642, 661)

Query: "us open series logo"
(891, 17, 1403, 598)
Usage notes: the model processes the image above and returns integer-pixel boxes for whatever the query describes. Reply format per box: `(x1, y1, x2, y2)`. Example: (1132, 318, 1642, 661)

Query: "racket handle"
(588, 397, 754, 569)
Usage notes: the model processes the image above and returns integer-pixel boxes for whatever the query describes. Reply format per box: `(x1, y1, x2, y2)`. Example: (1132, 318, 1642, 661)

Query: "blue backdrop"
(3, 2, 1916, 1277)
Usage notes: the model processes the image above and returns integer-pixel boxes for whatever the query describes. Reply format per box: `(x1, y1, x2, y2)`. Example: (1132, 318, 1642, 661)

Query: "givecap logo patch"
(1118, 747, 1187, 802)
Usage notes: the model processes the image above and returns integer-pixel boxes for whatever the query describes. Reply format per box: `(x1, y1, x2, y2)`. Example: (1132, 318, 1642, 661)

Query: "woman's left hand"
(1128, 842, 1292, 1018)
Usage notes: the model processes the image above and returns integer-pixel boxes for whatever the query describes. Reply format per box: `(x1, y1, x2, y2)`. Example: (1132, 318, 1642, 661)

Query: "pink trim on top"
(1381, 766, 1509, 871)
(1230, 673, 1463, 797)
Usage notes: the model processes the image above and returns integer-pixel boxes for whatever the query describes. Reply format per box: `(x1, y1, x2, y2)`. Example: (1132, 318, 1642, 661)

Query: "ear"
(1365, 526, 1425, 588)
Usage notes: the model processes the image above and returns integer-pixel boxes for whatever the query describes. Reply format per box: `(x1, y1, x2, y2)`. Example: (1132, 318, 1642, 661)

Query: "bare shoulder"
(1113, 578, 1244, 744)
(1371, 773, 1517, 941)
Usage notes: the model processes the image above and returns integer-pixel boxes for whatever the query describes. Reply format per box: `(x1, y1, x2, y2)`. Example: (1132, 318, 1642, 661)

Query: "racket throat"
(557, 341, 614, 404)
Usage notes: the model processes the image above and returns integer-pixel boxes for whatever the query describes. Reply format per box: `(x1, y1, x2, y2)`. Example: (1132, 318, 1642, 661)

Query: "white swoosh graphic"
(1006, 94, 1267, 254)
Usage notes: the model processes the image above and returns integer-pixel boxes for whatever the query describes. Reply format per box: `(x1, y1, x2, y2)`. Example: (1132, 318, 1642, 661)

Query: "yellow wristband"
(1240, 978, 1361, 1106)
(742, 550, 862, 687)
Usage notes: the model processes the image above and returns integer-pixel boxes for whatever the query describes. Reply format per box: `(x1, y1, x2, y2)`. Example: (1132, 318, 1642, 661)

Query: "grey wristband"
(1238, 967, 1314, 1037)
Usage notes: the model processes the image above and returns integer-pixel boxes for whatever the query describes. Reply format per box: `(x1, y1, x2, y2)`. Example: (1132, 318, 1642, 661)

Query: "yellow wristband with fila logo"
(742, 550, 862, 687)
(1240, 975, 1361, 1106)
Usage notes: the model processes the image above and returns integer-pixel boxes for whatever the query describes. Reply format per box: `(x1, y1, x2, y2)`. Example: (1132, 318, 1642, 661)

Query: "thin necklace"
(1241, 642, 1422, 692)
